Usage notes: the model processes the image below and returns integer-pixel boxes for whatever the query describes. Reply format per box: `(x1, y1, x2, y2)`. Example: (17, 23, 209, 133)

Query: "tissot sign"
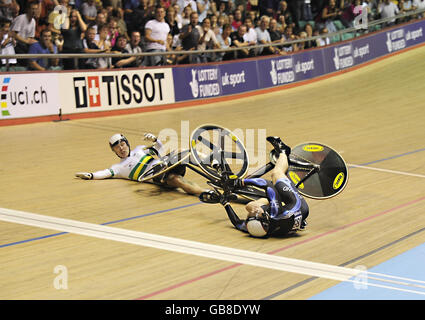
(65, 69, 175, 112)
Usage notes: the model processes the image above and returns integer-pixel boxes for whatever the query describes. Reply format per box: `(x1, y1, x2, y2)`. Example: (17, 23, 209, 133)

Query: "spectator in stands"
(268, 17, 282, 42)
(341, 0, 363, 27)
(304, 0, 314, 21)
(216, 14, 228, 33)
(173, 3, 183, 28)
(81, 0, 98, 23)
(289, 0, 305, 30)
(196, 0, 211, 23)
(107, 17, 120, 46)
(399, 0, 415, 13)
(0, 0, 19, 22)
(297, 30, 307, 50)
(216, 1, 230, 19)
(28, 29, 60, 71)
(259, 0, 279, 18)
(361, 0, 378, 21)
(143, 5, 170, 66)
(39, 1, 55, 25)
(0, 18, 17, 68)
(47, 0, 70, 45)
(412, 0, 425, 18)
(255, 15, 276, 55)
(111, 33, 129, 66)
(315, 26, 330, 46)
(231, 8, 243, 30)
(114, 30, 142, 67)
(126, 0, 150, 36)
(216, 22, 232, 61)
(124, 0, 141, 27)
(281, 24, 298, 52)
(109, 7, 129, 39)
(91, 11, 107, 39)
(243, 16, 258, 47)
(177, 0, 197, 15)
(378, 0, 399, 26)
(229, 24, 251, 59)
(82, 25, 111, 68)
(235, 0, 249, 12)
(181, 4, 193, 27)
(198, 17, 220, 62)
(276, 13, 287, 32)
(268, 17, 285, 54)
(302, 22, 316, 49)
(227, 12, 235, 29)
(161, 0, 172, 10)
(246, 10, 259, 27)
(61, 8, 86, 69)
(103, 0, 123, 10)
(316, 0, 346, 33)
(210, 14, 220, 35)
(179, 11, 201, 64)
(248, 0, 259, 13)
(10, 1, 38, 60)
(166, 5, 180, 36)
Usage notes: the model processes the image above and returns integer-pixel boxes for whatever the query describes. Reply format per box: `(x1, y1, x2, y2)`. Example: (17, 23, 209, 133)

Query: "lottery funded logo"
(189, 68, 220, 98)
(386, 29, 406, 53)
(333, 44, 354, 70)
(269, 58, 295, 85)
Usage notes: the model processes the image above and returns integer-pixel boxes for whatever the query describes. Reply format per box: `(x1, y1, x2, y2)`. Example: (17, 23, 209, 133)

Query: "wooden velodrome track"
(1, 44, 424, 300)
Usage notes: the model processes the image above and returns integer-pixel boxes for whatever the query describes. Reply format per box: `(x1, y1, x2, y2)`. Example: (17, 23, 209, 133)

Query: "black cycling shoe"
(199, 190, 221, 204)
(300, 219, 308, 230)
(266, 136, 291, 156)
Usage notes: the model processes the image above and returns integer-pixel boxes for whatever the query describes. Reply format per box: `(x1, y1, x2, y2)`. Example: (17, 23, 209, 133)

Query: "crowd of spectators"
(0, 0, 424, 70)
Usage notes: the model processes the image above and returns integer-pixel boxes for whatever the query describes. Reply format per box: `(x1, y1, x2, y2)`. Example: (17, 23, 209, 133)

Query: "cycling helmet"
(109, 134, 129, 148)
(109, 134, 130, 158)
(246, 210, 270, 238)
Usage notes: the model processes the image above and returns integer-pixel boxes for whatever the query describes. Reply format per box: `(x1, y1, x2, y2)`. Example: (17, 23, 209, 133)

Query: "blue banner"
(172, 20, 425, 102)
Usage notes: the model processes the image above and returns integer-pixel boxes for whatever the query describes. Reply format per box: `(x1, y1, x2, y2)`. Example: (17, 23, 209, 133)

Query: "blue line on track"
(1, 147, 424, 249)
(357, 147, 425, 166)
(100, 202, 202, 226)
(0, 202, 202, 248)
(0, 232, 68, 248)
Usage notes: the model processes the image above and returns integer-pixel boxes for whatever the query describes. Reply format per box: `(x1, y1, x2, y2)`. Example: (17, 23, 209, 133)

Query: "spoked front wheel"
(190, 124, 250, 180)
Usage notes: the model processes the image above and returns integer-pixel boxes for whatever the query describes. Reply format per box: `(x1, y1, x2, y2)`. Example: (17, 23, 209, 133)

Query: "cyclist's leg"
(271, 153, 289, 185)
(165, 173, 205, 196)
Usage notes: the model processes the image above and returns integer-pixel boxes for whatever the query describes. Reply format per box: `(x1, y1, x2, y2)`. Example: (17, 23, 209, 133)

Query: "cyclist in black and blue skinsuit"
(201, 137, 309, 238)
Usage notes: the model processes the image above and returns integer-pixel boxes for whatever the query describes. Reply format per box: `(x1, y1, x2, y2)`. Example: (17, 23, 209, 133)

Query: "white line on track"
(1, 207, 425, 296)
(349, 164, 425, 178)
